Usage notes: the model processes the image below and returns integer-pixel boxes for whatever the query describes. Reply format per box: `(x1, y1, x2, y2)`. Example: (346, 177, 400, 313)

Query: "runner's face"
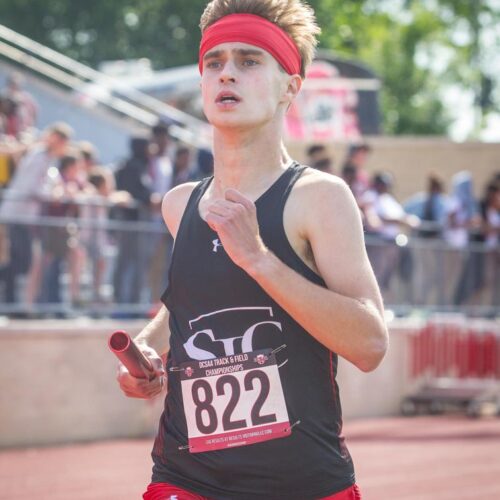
(201, 42, 295, 130)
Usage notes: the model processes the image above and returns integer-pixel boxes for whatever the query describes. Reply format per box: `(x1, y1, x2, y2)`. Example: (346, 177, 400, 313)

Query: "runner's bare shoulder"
(162, 182, 198, 238)
(286, 167, 357, 232)
(295, 166, 350, 197)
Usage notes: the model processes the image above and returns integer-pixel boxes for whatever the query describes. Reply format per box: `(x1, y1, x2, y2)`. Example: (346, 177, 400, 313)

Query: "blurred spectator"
(445, 171, 479, 248)
(454, 177, 499, 306)
(481, 179, 500, 249)
(482, 179, 500, 306)
(404, 173, 448, 238)
(113, 136, 158, 306)
(342, 142, 371, 199)
(0, 122, 72, 308)
(306, 144, 325, 164)
(404, 173, 449, 305)
(306, 143, 334, 173)
(441, 171, 480, 305)
(151, 121, 175, 161)
(171, 147, 194, 185)
(0, 140, 17, 189)
(0, 94, 21, 138)
(149, 126, 173, 200)
(0, 95, 5, 134)
(146, 123, 176, 302)
(0, 123, 73, 218)
(77, 140, 115, 193)
(82, 169, 110, 304)
(192, 148, 214, 180)
(80, 167, 131, 303)
(362, 172, 419, 291)
(39, 153, 85, 306)
(2, 73, 38, 131)
(148, 146, 196, 301)
(341, 164, 357, 194)
(78, 141, 98, 174)
(0, 126, 30, 189)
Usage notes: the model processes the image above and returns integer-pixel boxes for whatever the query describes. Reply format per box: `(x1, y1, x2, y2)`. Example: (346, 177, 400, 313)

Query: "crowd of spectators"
(306, 143, 500, 308)
(0, 70, 498, 316)
(0, 72, 214, 316)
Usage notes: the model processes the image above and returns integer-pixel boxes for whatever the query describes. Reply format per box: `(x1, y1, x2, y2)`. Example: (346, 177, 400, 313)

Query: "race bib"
(180, 349, 291, 453)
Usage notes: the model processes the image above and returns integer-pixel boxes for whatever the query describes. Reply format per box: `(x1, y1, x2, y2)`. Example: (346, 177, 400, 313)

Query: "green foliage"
(0, 0, 207, 68)
(0, 0, 498, 137)
(309, 0, 499, 136)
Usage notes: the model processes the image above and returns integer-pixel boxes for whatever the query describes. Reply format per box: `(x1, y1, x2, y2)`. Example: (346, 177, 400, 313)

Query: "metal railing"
(0, 212, 498, 318)
(0, 23, 211, 148)
(364, 233, 499, 316)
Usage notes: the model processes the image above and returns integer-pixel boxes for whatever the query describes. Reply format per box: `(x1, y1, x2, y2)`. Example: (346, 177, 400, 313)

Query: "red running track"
(1, 416, 500, 500)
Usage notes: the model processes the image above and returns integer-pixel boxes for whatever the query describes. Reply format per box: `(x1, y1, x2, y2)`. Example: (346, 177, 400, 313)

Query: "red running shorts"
(143, 482, 362, 500)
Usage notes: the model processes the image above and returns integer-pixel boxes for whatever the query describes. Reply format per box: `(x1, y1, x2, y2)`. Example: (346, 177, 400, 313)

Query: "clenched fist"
(205, 188, 268, 271)
(116, 345, 166, 399)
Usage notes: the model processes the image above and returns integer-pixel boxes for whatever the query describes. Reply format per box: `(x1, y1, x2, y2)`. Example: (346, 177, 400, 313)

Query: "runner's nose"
(219, 60, 237, 84)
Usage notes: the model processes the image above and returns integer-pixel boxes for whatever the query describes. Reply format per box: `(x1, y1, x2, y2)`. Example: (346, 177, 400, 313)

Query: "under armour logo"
(169, 496, 178, 500)
(212, 238, 223, 253)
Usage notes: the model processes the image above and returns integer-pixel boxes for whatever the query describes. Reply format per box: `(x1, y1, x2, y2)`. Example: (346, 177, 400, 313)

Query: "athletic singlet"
(152, 163, 355, 500)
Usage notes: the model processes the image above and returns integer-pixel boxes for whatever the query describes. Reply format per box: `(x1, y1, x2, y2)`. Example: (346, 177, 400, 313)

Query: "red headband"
(199, 13, 301, 76)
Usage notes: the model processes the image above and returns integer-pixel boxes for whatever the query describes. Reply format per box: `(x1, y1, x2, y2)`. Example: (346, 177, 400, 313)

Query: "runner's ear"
(281, 74, 302, 105)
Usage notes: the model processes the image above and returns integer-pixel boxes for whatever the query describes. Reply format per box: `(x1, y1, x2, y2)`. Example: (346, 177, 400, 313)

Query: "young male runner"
(117, 1, 388, 498)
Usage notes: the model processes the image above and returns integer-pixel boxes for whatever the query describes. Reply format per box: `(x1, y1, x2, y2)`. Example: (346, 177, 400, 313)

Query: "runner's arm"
(116, 182, 196, 398)
(117, 308, 169, 399)
(134, 305, 171, 356)
(245, 176, 388, 372)
(133, 181, 198, 355)
(206, 172, 388, 371)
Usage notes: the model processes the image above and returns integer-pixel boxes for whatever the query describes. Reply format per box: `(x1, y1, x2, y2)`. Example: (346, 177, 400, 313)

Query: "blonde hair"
(200, 0, 320, 78)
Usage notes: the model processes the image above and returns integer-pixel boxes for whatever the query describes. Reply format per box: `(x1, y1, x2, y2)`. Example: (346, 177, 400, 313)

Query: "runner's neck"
(211, 125, 287, 199)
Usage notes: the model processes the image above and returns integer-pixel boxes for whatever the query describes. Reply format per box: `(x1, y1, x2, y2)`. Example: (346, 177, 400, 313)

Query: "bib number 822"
(192, 370, 276, 435)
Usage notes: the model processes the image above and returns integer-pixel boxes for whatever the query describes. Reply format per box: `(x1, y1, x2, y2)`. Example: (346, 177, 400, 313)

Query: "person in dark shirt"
(116, 1, 388, 499)
(342, 142, 371, 201)
(403, 174, 449, 305)
(306, 143, 334, 174)
(114, 137, 155, 221)
(113, 136, 159, 306)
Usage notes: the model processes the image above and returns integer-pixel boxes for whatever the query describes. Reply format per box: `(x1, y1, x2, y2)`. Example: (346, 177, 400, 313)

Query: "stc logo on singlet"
(183, 307, 287, 365)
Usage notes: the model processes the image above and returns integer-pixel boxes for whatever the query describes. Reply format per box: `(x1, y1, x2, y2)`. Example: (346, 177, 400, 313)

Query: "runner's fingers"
(205, 212, 225, 231)
(142, 374, 165, 392)
(119, 372, 154, 392)
(207, 201, 233, 217)
(141, 378, 164, 398)
(123, 390, 151, 399)
(117, 364, 147, 386)
(210, 199, 248, 219)
(122, 377, 164, 399)
(149, 358, 165, 378)
(224, 188, 254, 210)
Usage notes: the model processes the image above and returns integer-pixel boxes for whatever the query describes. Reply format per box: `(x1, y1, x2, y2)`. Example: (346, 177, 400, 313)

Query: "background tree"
(0, 0, 206, 68)
(0, 0, 498, 138)
(308, 0, 500, 136)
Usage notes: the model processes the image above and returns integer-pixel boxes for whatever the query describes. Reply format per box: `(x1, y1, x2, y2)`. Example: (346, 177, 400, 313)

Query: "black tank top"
(152, 163, 355, 500)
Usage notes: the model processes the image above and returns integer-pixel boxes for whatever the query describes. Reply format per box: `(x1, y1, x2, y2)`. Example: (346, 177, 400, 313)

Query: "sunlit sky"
(368, 0, 500, 142)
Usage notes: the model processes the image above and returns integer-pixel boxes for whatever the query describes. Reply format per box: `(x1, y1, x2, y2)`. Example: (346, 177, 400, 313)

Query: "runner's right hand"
(116, 345, 166, 399)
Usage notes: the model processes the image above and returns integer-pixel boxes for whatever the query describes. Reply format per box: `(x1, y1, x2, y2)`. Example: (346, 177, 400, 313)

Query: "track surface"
(1, 416, 500, 499)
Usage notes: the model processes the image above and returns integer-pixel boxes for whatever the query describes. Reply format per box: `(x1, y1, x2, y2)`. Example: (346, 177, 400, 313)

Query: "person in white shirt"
(361, 172, 419, 291)
(0, 123, 72, 310)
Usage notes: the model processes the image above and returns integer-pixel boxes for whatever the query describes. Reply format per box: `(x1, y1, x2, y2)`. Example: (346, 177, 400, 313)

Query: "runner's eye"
(206, 60, 221, 69)
(243, 59, 258, 66)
